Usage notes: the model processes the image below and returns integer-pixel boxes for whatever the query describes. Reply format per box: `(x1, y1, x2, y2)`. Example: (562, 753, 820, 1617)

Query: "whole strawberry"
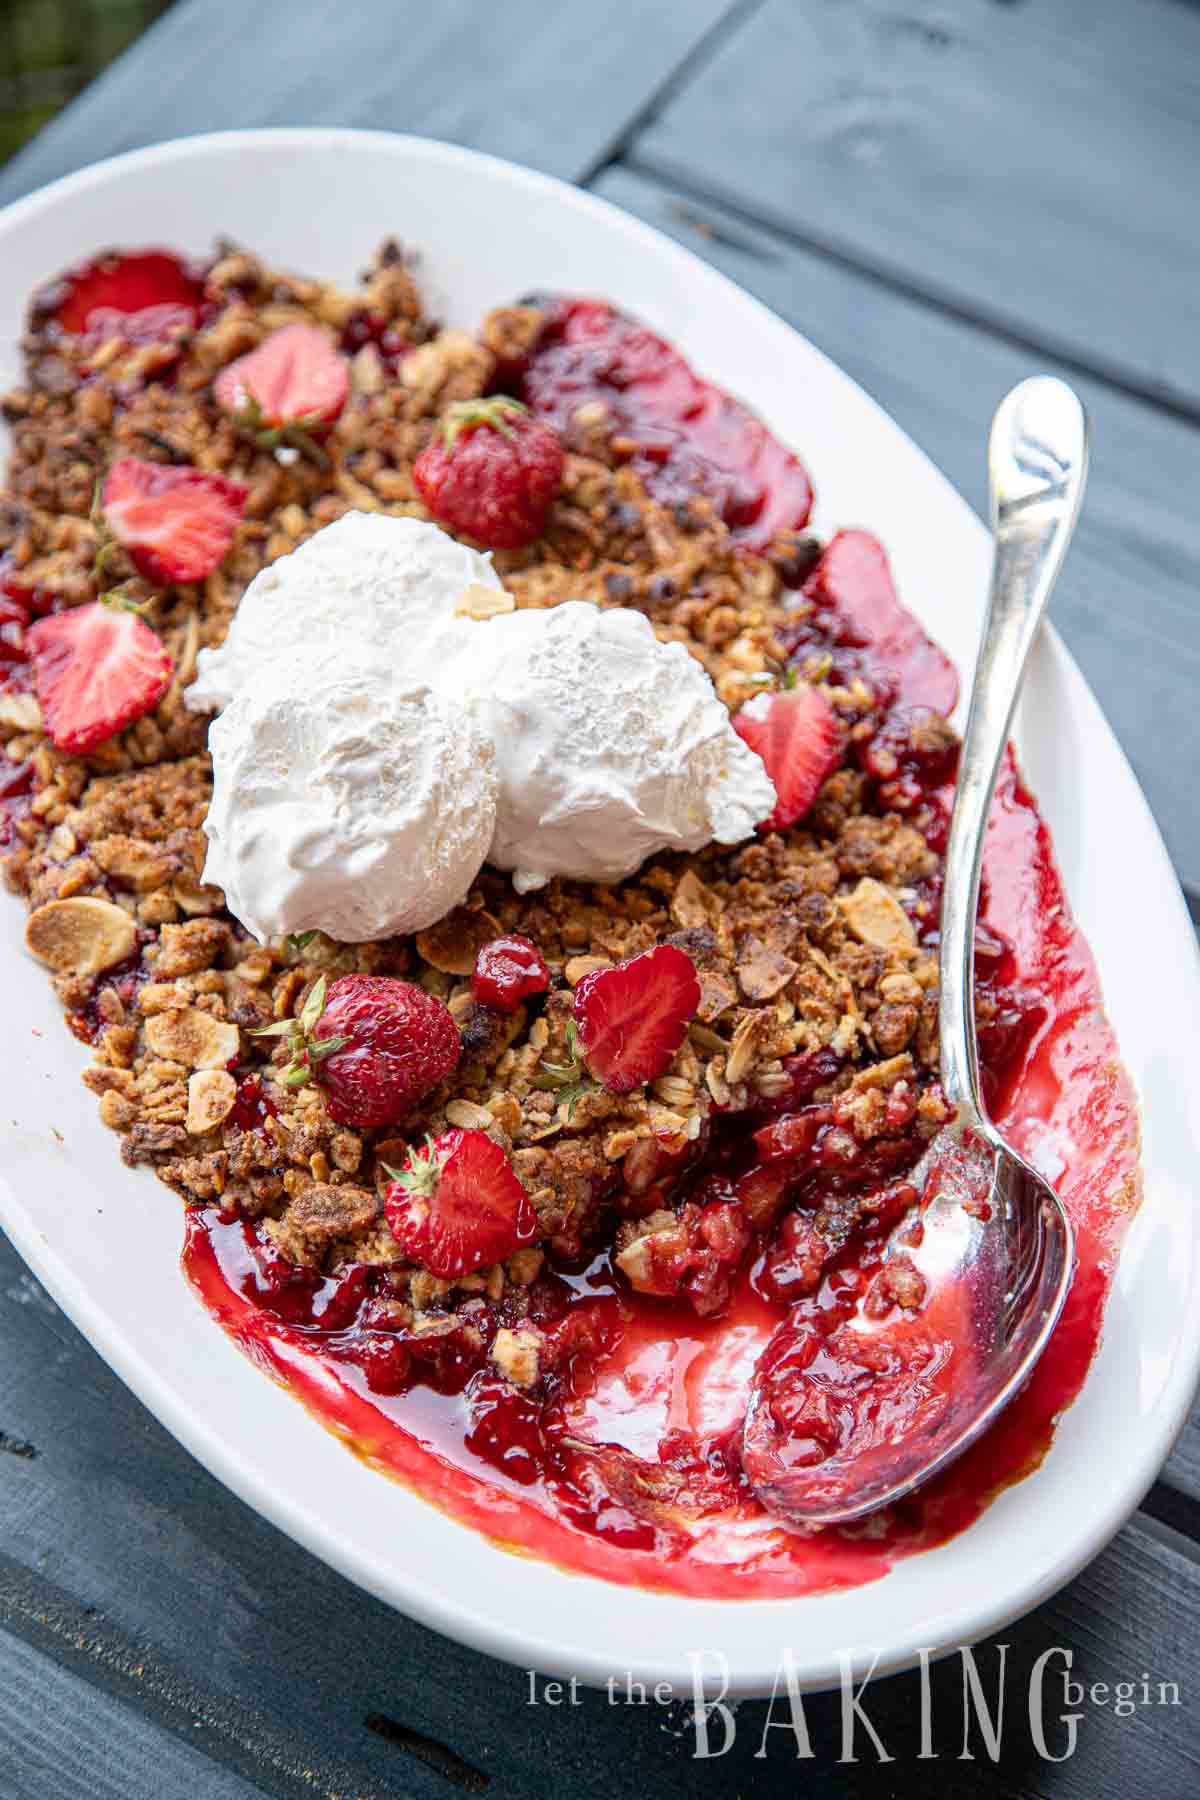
(255, 973, 459, 1128)
(413, 396, 564, 550)
(384, 1128, 537, 1277)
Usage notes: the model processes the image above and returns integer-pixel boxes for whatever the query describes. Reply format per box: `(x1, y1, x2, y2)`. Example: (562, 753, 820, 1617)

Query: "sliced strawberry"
(384, 1129, 537, 1278)
(214, 323, 348, 428)
(802, 530, 959, 715)
(38, 249, 205, 342)
(574, 944, 700, 1096)
(102, 458, 248, 587)
(732, 682, 841, 833)
(26, 602, 173, 753)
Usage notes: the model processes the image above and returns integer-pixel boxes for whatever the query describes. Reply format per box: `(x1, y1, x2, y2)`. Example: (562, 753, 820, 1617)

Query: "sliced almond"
(736, 934, 799, 1003)
(45, 822, 78, 863)
(696, 971, 738, 1023)
(454, 583, 515, 621)
(171, 872, 226, 916)
(839, 877, 917, 952)
(0, 691, 42, 733)
(25, 896, 138, 978)
(415, 907, 500, 975)
(91, 833, 173, 893)
(726, 1010, 770, 1084)
(144, 1006, 240, 1069)
(564, 954, 612, 986)
(670, 869, 720, 931)
(445, 1098, 496, 1131)
(186, 1068, 237, 1135)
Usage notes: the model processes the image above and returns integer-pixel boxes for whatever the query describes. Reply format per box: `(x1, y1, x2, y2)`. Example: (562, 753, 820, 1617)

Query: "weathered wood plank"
(0, 1628, 270, 1800)
(0, 0, 738, 207)
(634, 0, 1200, 414)
(592, 164, 1200, 897)
(2, 1229, 1199, 1799)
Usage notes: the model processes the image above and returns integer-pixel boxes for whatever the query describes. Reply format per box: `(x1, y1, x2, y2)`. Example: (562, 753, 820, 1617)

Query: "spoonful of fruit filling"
(741, 377, 1088, 1527)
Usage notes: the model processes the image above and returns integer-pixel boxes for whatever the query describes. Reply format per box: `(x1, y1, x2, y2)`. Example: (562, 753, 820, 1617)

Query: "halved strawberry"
(214, 323, 348, 429)
(573, 943, 700, 1096)
(731, 682, 841, 833)
(102, 458, 248, 587)
(384, 1129, 537, 1279)
(26, 602, 173, 753)
(38, 248, 205, 342)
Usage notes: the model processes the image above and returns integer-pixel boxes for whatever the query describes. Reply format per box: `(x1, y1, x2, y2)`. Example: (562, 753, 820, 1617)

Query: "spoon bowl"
(742, 1123, 1075, 1526)
(742, 378, 1088, 1528)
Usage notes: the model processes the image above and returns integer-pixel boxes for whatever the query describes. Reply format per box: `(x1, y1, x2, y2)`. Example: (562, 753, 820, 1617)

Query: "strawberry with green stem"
(383, 1129, 537, 1278)
(251, 973, 350, 1091)
(532, 1019, 596, 1119)
(534, 944, 702, 1107)
(413, 395, 564, 549)
(215, 324, 349, 469)
(252, 972, 460, 1129)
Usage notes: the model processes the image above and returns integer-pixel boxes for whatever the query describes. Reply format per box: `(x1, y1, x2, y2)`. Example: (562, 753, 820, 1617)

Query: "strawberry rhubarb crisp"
(0, 243, 1139, 1597)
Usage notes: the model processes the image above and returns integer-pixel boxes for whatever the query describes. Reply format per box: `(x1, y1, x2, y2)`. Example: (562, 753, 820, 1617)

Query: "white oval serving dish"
(1, 128, 1197, 1697)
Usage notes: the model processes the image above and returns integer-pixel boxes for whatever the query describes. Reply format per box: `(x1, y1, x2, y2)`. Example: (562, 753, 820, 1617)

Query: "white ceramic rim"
(0, 128, 1197, 1699)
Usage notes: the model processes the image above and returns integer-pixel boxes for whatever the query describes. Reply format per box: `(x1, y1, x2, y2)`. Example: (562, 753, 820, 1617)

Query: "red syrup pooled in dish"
(182, 311, 1140, 1597)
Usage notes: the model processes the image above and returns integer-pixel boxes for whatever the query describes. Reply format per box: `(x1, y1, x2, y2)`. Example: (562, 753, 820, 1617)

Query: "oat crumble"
(1, 240, 960, 1343)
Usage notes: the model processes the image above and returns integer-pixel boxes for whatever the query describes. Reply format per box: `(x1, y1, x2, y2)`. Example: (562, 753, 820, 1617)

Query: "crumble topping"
(2, 240, 955, 1335)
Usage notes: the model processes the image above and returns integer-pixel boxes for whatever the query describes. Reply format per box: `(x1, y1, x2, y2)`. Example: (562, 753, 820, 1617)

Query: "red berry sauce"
(183, 332, 1140, 1598)
(339, 310, 414, 377)
(0, 758, 34, 852)
(0, 565, 64, 851)
(513, 297, 814, 551)
(230, 1073, 279, 1133)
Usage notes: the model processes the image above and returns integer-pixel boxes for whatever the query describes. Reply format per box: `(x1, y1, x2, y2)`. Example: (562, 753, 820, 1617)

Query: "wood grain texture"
(0, 0, 740, 205)
(1, 1230, 1199, 1800)
(635, 0, 1200, 413)
(0, 1629, 270, 1800)
(594, 164, 1200, 896)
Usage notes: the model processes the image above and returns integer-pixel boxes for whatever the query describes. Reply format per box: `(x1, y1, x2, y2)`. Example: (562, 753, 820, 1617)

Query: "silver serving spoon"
(742, 377, 1088, 1527)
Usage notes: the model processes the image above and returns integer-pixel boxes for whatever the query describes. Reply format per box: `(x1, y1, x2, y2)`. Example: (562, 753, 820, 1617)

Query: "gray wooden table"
(1, 3, 1198, 1796)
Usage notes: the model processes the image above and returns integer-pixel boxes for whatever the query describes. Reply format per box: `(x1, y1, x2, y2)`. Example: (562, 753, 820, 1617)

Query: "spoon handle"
(937, 378, 1090, 1119)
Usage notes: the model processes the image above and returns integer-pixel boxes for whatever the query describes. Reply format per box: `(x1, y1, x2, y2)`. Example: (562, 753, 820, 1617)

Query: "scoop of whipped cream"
(186, 511, 502, 713)
(201, 656, 497, 944)
(444, 601, 778, 892)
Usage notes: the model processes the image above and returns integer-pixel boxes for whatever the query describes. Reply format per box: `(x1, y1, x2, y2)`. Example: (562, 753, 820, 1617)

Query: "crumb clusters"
(1, 243, 956, 1347)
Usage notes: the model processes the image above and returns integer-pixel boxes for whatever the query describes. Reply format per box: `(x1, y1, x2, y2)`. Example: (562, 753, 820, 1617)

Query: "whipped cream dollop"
(446, 601, 777, 892)
(201, 657, 497, 944)
(192, 515, 777, 942)
(186, 511, 502, 713)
